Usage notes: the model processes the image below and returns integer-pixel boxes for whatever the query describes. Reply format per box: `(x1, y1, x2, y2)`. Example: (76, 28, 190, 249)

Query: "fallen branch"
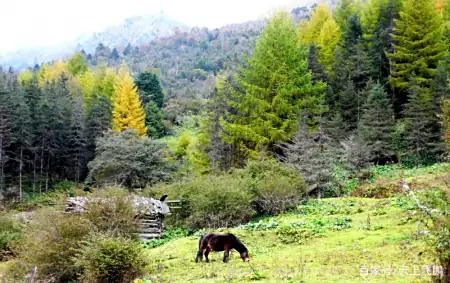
(400, 180, 442, 220)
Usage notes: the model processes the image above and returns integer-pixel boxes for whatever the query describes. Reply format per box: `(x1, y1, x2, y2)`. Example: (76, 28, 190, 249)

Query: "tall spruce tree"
(403, 75, 443, 166)
(10, 84, 32, 200)
(85, 93, 112, 163)
(279, 119, 335, 198)
(68, 94, 87, 183)
(144, 101, 165, 138)
(221, 11, 326, 159)
(0, 75, 13, 192)
(387, 0, 447, 110)
(135, 71, 164, 108)
(358, 82, 396, 163)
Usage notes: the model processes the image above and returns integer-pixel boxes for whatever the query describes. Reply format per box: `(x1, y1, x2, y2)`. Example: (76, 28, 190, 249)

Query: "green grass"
(137, 197, 435, 282)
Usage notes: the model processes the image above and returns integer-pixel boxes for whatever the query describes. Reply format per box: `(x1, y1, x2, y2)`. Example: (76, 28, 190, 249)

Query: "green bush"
(240, 159, 307, 215)
(73, 233, 146, 283)
(0, 217, 22, 261)
(152, 173, 254, 228)
(15, 209, 91, 281)
(147, 159, 306, 228)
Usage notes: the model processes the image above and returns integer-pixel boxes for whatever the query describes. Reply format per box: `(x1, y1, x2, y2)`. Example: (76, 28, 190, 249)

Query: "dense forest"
(1, 0, 450, 282)
(0, 0, 449, 200)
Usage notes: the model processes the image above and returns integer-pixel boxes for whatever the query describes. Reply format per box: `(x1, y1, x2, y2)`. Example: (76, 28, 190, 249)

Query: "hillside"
(140, 197, 431, 282)
(0, 12, 189, 71)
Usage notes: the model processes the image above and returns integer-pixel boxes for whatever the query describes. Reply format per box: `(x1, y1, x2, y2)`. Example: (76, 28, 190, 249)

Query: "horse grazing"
(195, 233, 250, 263)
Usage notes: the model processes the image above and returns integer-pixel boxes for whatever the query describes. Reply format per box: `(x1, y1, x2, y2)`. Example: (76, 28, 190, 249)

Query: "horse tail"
(198, 234, 204, 249)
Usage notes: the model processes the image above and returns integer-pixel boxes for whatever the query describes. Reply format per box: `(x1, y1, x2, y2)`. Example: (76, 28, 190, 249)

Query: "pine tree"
(85, 93, 112, 163)
(339, 79, 359, 130)
(112, 65, 146, 137)
(68, 94, 87, 183)
(0, 75, 13, 192)
(123, 43, 132, 56)
(110, 48, 120, 61)
(358, 82, 396, 163)
(135, 71, 164, 108)
(403, 76, 443, 166)
(307, 43, 328, 84)
(10, 84, 32, 200)
(221, 11, 326, 159)
(387, 0, 447, 107)
(144, 101, 165, 138)
(365, 0, 399, 89)
(279, 119, 335, 198)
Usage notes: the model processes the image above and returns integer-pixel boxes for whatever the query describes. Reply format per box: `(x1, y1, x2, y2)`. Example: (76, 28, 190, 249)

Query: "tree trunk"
(19, 145, 23, 201)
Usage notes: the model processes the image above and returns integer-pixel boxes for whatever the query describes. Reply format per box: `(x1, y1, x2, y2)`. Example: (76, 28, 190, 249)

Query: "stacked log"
(137, 214, 164, 241)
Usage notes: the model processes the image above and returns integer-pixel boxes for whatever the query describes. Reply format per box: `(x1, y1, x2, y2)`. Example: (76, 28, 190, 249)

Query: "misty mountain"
(0, 12, 189, 70)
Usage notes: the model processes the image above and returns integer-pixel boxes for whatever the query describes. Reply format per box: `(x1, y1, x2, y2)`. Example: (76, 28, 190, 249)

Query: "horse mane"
(227, 233, 248, 253)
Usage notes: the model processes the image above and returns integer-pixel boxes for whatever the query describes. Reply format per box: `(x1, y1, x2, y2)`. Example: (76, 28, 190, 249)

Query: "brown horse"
(195, 233, 250, 263)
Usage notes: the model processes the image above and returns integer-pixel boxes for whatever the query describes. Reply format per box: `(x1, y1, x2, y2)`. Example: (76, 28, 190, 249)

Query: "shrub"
(73, 233, 146, 283)
(152, 174, 254, 228)
(0, 217, 22, 261)
(148, 159, 307, 228)
(241, 159, 307, 215)
(351, 180, 400, 198)
(15, 209, 91, 281)
(83, 188, 140, 239)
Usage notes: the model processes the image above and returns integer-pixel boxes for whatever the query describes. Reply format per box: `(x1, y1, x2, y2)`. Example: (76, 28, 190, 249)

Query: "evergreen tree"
(10, 84, 32, 200)
(144, 101, 165, 138)
(403, 76, 443, 166)
(358, 83, 396, 163)
(0, 76, 13, 192)
(365, 0, 399, 89)
(307, 43, 328, 84)
(387, 0, 447, 109)
(68, 94, 87, 183)
(112, 65, 146, 137)
(85, 93, 112, 163)
(339, 79, 359, 130)
(123, 43, 132, 56)
(279, 119, 335, 198)
(110, 48, 120, 61)
(135, 71, 164, 108)
(221, 11, 326, 159)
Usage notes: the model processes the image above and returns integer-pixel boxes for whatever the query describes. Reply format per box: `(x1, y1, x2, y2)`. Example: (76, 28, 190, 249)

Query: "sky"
(0, 0, 311, 54)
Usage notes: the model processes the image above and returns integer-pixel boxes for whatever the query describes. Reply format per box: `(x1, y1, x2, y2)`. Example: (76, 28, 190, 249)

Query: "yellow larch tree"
(298, 3, 333, 45)
(318, 17, 342, 71)
(112, 65, 146, 136)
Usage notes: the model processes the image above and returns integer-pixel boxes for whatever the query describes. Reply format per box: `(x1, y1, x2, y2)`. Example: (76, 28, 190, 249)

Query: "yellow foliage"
(49, 61, 68, 80)
(18, 69, 33, 85)
(318, 17, 342, 71)
(298, 4, 333, 45)
(112, 65, 146, 137)
(36, 64, 51, 87)
(77, 69, 95, 108)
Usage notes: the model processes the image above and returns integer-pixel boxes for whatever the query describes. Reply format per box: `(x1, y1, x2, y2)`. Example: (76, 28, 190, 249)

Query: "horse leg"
(223, 248, 230, 263)
(195, 249, 205, 263)
(204, 246, 211, 263)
